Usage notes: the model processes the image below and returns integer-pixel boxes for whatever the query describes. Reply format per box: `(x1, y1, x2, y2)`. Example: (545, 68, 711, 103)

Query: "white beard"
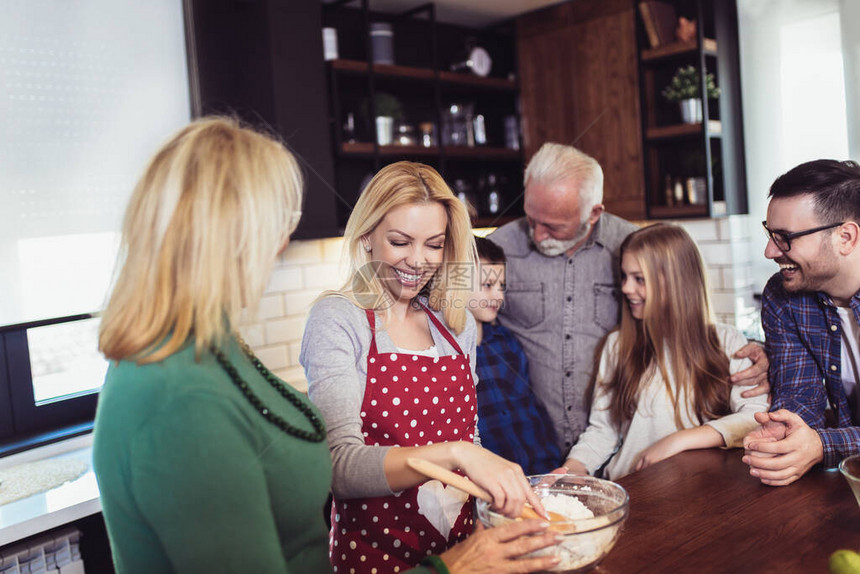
(529, 221, 591, 257)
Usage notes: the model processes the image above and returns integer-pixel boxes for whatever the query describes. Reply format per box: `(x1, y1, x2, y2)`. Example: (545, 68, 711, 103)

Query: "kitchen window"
(0, 0, 193, 453)
(0, 316, 103, 453)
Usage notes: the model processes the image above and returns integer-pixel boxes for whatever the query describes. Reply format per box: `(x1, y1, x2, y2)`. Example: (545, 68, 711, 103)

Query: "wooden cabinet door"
(189, 0, 339, 239)
(517, 0, 645, 221)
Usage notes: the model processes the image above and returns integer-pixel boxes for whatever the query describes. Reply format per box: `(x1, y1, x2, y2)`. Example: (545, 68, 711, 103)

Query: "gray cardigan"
(300, 295, 479, 499)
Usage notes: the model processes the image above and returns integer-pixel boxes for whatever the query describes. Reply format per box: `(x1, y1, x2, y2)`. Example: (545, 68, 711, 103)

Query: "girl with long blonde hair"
(301, 161, 559, 574)
(564, 223, 768, 479)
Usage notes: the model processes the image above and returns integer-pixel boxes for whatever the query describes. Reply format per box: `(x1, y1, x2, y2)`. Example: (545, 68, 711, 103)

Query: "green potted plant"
(661, 65, 720, 124)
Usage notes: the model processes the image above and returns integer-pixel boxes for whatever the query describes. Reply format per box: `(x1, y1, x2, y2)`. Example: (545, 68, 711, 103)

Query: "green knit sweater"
(93, 337, 333, 573)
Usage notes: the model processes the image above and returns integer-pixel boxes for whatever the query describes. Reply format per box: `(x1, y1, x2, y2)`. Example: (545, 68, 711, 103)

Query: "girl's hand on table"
(450, 442, 546, 519)
(438, 520, 561, 574)
(635, 426, 723, 472)
(635, 433, 685, 471)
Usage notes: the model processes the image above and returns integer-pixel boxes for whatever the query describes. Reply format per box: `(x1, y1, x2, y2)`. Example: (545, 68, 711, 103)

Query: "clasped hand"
(741, 409, 824, 486)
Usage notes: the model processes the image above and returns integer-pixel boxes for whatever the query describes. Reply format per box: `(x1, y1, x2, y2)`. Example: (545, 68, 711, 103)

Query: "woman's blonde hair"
(606, 223, 732, 429)
(336, 161, 476, 334)
(99, 117, 303, 363)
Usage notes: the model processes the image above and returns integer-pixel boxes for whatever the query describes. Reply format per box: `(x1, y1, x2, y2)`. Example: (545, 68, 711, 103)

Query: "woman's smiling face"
(363, 201, 447, 304)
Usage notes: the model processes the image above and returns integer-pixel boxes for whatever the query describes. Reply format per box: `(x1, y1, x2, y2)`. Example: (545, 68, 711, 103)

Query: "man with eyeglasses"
(743, 159, 860, 486)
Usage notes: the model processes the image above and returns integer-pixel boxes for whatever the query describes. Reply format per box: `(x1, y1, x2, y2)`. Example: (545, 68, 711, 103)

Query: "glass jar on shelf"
(419, 122, 436, 147)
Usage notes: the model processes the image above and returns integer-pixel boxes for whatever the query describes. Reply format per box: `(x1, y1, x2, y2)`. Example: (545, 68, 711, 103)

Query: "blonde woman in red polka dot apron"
(302, 162, 560, 574)
(329, 304, 476, 572)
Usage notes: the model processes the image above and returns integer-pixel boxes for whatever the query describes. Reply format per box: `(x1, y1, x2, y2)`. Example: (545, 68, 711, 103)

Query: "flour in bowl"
(542, 493, 594, 520)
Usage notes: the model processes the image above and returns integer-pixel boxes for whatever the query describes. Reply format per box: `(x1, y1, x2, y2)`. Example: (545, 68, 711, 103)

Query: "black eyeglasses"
(761, 220, 844, 252)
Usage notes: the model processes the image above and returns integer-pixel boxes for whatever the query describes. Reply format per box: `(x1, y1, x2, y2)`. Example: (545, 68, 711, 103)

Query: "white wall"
(841, 0, 860, 158)
(738, 0, 854, 292)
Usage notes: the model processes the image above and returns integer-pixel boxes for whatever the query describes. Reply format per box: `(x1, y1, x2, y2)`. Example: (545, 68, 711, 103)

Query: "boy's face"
(468, 259, 506, 323)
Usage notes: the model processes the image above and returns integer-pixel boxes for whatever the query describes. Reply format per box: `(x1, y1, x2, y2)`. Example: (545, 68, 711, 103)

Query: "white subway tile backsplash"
(281, 239, 324, 264)
(719, 215, 751, 242)
(284, 290, 324, 316)
(698, 242, 734, 266)
(710, 291, 738, 316)
(241, 323, 265, 348)
(302, 263, 344, 290)
(254, 344, 289, 371)
(267, 267, 304, 293)
(677, 218, 720, 242)
(729, 241, 753, 266)
(265, 317, 306, 344)
(322, 237, 346, 263)
(288, 341, 302, 367)
(256, 293, 285, 321)
(722, 264, 754, 290)
(706, 267, 723, 290)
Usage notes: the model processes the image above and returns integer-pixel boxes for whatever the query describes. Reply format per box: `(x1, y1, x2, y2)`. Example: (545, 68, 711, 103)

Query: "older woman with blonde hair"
(301, 161, 559, 574)
(93, 117, 331, 573)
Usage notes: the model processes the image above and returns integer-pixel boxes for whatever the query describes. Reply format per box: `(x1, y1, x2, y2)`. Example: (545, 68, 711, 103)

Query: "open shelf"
(648, 200, 726, 219)
(646, 120, 722, 140)
(438, 71, 518, 91)
(340, 142, 438, 157)
(340, 142, 521, 160)
(441, 146, 522, 160)
(647, 204, 709, 218)
(324, 3, 524, 229)
(641, 38, 718, 62)
(329, 59, 435, 81)
(329, 59, 518, 90)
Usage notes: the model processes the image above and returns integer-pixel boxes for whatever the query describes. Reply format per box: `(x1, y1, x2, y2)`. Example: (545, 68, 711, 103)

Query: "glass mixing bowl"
(475, 474, 629, 573)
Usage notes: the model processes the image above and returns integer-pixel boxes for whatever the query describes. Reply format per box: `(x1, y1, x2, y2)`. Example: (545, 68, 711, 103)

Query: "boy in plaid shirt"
(469, 236, 562, 474)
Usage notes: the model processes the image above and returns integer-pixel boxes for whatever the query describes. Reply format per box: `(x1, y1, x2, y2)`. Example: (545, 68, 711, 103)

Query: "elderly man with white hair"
(490, 142, 770, 461)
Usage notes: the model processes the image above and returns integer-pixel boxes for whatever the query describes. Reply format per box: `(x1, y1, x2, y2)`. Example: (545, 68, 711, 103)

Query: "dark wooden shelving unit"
(636, 0, 747, 219)
(340, 142, 521, 160)
(330, 59, 436, 80)
(438, 71, 518, 91)
(330, 59, 519, 91)
(641, 38, 717, 61)
(646, 120, 722, 140)
(323, 1, 525, 231)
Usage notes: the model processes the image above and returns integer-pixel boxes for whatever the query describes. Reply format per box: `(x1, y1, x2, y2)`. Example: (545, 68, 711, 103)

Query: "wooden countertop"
(596, 448, 859, 573)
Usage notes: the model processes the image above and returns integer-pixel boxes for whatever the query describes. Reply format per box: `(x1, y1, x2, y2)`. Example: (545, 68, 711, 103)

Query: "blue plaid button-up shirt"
(475, 322, 562, 475)
(762, 273, 860, 468)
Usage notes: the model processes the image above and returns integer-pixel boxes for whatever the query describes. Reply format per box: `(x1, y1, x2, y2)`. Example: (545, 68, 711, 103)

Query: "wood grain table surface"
(593, 448, 859, 573)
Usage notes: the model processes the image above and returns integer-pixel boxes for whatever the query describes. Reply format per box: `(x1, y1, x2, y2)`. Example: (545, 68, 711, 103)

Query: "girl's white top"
(567, 323, 769, 480)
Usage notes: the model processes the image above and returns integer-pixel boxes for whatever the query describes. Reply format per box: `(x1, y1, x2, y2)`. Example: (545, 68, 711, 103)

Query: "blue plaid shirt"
(762, 273, 860, 468)
(476, 322, 562, 474)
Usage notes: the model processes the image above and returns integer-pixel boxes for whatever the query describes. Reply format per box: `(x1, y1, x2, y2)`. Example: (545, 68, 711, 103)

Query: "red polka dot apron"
(330, 303, 477, 574)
